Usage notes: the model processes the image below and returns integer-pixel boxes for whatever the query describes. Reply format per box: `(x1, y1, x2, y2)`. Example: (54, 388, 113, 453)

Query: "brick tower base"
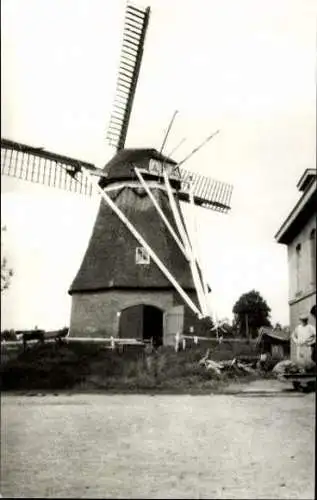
(69, 289, 200, 345)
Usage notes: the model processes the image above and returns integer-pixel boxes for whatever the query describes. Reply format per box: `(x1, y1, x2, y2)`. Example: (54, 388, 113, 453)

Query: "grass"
(0, 341, 263, 393)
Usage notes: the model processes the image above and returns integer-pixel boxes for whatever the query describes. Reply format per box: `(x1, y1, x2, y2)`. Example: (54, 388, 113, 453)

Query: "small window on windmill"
(149, 159, 163, 176)
(136, 246, 150, 265)
(149, 159, 178, 181)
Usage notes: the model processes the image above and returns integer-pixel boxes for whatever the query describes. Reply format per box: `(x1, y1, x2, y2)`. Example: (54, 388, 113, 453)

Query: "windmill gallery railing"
(1, 138, 233, 212)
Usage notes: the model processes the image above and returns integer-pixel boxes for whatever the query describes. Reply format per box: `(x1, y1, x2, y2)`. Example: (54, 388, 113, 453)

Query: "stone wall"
(69, 289, 201, 343)
(70, 290, 174, 338)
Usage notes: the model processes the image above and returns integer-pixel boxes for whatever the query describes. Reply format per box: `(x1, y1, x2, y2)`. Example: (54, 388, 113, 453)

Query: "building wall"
(70, 290, 174, 338)
(69, 289, 201, 344)
(287, 212, 316, 333)
(288, 213, 316, 304)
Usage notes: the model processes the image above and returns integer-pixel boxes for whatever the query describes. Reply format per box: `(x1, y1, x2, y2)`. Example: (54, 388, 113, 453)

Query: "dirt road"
(1, 380, 315, 499)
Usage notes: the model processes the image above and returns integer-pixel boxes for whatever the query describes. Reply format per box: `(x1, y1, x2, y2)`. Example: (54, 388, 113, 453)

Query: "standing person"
(310, 305, 316, 363)
(291, 313, 316, 369)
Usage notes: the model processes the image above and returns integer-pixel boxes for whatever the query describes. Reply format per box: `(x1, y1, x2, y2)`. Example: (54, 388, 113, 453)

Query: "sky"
(1, 0, 316, 330)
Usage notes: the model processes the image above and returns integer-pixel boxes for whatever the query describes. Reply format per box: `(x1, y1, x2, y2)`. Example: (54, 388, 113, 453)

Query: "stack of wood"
(199, 349, 256, 377)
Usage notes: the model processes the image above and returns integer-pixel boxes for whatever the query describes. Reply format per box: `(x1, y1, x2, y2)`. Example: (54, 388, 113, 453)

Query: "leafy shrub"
(1, 341, 259, 392)
(1, 329, 17, 341)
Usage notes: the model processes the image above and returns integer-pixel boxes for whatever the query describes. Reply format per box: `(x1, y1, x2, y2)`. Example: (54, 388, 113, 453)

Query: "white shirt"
(292, 324, 316, 345)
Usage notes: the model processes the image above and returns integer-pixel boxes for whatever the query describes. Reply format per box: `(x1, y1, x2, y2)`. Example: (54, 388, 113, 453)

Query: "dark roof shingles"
(69, 186, 196, 293)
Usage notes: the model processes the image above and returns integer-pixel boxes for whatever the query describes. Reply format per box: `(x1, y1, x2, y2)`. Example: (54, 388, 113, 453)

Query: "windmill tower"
(1, 2, 233, 346)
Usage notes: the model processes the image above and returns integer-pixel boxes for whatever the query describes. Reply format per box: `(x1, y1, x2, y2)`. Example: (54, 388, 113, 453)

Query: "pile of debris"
(272, 359, 316, 379)
(198, 349, 257, 377)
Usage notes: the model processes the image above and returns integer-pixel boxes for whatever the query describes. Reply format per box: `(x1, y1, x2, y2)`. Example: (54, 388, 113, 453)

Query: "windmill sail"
(178, 168, 233, 212)
(1, 0, 232, 212)
(1, 138, 233, 211)
(106, 4, 151, 151)
(1, 138, 96, 196)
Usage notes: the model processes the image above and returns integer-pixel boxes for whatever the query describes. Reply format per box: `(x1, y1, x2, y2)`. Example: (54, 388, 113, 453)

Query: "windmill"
(1, 2, 233, 347)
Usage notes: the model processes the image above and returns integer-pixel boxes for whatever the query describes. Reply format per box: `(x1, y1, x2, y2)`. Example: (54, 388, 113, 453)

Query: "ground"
(1, 380, 315, 499)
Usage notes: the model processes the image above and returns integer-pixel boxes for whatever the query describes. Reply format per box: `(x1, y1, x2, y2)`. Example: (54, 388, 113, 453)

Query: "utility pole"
(245, 313, 250, 340)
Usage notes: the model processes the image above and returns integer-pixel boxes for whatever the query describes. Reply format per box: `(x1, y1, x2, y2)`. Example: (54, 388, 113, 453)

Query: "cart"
(283, 372, 316, 391)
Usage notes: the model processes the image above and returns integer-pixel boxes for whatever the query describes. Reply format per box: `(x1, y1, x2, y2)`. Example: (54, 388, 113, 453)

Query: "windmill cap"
(99, 148, 177, 188)
(299, 313, 309, 320)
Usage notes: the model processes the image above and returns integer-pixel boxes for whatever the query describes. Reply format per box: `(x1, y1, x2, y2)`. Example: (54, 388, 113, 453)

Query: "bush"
(1, 329, 17, 341)
(0, 341, 260, 393)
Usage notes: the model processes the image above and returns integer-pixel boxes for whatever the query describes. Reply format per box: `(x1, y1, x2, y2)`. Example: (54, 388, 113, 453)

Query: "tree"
(232, 289, 271, 338)
(1, 226, 13, 293)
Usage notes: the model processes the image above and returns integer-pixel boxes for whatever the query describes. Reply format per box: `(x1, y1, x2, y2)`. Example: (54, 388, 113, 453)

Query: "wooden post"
(175, 332, 180, 352)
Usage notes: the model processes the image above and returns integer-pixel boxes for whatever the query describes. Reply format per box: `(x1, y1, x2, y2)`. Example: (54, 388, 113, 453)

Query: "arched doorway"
(119, 304, 163, 347)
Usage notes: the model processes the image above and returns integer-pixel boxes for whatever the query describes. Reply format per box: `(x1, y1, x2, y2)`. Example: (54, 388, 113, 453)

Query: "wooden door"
(163, 305, 184, 346)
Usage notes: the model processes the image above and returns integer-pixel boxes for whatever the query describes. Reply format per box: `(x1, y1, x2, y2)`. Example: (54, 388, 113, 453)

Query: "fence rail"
(1, 337, 147, 348)
(182, 335, 257, 343)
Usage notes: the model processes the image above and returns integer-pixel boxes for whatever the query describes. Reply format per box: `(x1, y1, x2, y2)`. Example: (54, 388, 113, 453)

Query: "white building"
(275, 168, 316, 333)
